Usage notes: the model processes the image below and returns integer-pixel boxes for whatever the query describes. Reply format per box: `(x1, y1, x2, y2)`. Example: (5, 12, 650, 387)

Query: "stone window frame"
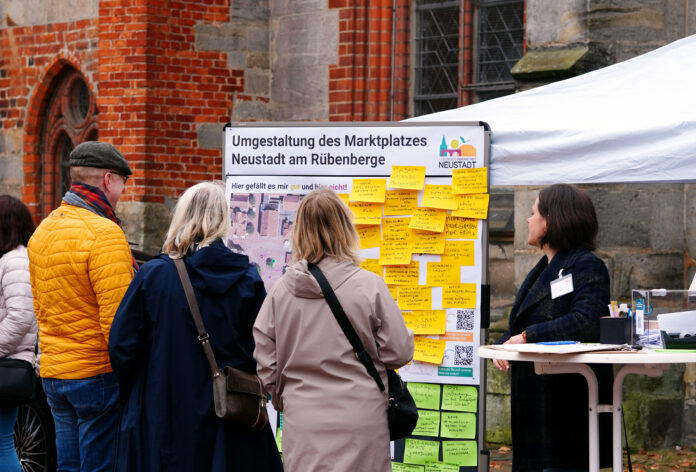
(40, 69, 98, 215)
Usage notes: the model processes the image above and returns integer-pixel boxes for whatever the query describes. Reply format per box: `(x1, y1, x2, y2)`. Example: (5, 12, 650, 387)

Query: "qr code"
(456, 309, 475, 330)
(454, 345, 473, 366)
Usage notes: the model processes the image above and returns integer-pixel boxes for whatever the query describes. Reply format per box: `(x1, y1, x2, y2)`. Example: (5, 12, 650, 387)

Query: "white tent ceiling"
(411, 35, 696, 186)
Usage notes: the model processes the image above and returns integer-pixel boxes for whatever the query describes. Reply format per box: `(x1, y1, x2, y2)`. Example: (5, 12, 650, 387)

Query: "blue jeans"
(42, 372, 120, 472)
(0, 406, 21, 472)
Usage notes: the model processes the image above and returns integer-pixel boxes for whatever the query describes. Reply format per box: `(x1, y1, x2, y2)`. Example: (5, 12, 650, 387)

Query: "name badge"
(550, 269, 573, 299)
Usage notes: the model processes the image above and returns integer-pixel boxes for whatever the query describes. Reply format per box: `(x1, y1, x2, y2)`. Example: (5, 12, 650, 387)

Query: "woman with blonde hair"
(253, 188, 414, 472)
(109, 181, 282, 472)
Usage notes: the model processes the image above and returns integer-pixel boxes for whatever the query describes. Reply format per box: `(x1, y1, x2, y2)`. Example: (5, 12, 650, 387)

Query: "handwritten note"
(424, 462, 460, 472)
(440, 412, 476, 439)
(412, 409, 440, 437)
(398, 286, 432, 310)
(408, 383, 441, 410)
(349, 201, 382, 225)
(409, 208, 447, 233)
(383, 217, 411, 241)
(387, 284, 398, 302)
(442, 440, 477, 467)
(444, 216, 478, 239)
(426, 262, 460, 286)
(403, 438, 440, 465)
(442, 283, 477, 309)
(410, 231, 446, 254)
(442, 385, 478, 412)
(359, 258, 383, 278)
(389, 166, 426, 190)
(452, 194, 489, 219)
(441, 240, 475, 266)
(413, 336, 447, 364)
(392, 463, 425, 472)
(356, 225, 381, 249)
(384, 261, 420, 285)
(402, 310, 446, 335)
(379, 240, 412, 266)
(384, 190, 419, 216)
(452, 167, 487, 194)
(421, 185, 458, 210)
(350, 178, 387, 203)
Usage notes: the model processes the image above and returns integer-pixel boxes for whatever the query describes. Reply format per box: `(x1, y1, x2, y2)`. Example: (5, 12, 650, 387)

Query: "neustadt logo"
(438, 135, 477, 169)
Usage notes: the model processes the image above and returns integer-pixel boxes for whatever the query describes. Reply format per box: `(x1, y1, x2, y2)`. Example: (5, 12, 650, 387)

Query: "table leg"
(535, 362, 600, 472)
(611, 364, 668, 472)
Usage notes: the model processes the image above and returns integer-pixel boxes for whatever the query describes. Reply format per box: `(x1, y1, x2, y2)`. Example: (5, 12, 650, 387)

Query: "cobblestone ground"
(488, 444, 696, 471)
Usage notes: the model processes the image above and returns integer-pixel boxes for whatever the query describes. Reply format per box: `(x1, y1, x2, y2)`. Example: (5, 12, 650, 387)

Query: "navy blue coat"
(498, 247, 613, 471)
(109, 241, 283, 472)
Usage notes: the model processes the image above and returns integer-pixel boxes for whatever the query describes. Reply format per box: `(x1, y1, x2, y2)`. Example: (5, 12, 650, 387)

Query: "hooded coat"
(108, 241, 282, 472)
(253, 257, 414, 472)
(498, 247, 613, 471)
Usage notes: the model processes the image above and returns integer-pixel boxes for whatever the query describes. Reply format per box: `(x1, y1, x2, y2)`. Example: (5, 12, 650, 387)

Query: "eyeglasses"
(108, 171, 129, 184)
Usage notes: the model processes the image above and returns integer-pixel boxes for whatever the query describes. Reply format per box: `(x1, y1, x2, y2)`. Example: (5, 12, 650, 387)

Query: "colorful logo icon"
(439, 136, 476, 158)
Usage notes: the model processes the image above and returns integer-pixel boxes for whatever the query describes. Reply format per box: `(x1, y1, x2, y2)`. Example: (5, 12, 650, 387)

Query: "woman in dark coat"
(494, 184, 612, 471)
(109, 181, 283, 472)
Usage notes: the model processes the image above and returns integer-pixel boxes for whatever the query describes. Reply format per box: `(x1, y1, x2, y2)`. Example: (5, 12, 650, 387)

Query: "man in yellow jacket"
(28, 141, 135, 472)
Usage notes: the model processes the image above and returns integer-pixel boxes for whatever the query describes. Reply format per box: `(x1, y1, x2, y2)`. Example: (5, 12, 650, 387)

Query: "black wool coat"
(498, 247, 613, 471)
(109, 240, 283, 472)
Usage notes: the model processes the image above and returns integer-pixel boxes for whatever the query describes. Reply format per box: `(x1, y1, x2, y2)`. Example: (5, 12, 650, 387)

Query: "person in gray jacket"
(254, 188, 414, 472)
(0, 195, 38, 472)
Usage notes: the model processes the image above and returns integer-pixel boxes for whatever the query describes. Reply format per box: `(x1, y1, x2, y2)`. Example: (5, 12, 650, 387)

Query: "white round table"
(478, 345, 696, 472)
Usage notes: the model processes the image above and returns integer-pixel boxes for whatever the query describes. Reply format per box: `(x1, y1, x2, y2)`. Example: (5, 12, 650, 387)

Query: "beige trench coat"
(253, 257, 414, 472)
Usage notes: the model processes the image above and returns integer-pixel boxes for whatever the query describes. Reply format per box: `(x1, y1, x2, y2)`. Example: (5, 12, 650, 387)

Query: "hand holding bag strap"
(173, 258, 221, 378)
(307, 263, 386, 392)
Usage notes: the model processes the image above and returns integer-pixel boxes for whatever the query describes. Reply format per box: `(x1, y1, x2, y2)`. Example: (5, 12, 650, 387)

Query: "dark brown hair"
(0, 195, 36, 258)
(537, 184, 598, 252)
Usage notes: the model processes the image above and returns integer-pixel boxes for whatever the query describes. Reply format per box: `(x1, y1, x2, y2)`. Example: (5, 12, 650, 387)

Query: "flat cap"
(69, 141, 132, 176)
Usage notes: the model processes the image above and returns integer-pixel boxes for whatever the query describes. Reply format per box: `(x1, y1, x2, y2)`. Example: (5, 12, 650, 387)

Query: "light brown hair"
(292, 188, 360, 265)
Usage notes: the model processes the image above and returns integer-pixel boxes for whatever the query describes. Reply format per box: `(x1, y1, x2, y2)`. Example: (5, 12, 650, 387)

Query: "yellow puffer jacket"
(28, 203, 134, 379)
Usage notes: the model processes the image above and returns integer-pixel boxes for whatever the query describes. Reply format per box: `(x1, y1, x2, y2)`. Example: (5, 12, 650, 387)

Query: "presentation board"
(223, 122, 490, 471)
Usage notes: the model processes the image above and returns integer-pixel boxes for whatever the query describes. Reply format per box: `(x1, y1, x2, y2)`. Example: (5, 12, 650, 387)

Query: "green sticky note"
(403, 438, 440, 465)
(392, 462, 425, 472)
(441, 385, 477, 412)
(440, 412, 476, 439)
(442, 440, 477, 467)
(424, 462, 460, 472)
(409, 382, 441, 410)
(412, 410, 440, 436)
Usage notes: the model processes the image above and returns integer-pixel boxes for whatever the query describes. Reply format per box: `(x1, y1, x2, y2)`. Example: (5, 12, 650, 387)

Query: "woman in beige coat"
(253, 188, 414, 472)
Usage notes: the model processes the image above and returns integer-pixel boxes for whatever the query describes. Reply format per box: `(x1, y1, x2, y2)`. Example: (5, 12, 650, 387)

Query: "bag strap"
(173, 258, 221, 378)
(307, 263, 385, 392)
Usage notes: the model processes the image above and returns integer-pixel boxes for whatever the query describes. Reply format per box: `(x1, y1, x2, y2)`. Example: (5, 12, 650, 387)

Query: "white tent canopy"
(411, 35, 696, 186)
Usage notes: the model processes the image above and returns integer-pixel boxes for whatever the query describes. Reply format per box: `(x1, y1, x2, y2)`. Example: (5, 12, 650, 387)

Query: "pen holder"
(600, 316, 632, 344)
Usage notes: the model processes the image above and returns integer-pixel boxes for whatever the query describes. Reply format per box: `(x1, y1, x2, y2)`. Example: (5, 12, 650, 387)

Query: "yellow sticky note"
(349, 201, 382, 225)
(424, 462, 460, 472)
(452, 194, 489, 219)
(413, 336, 446, 364)
(442, 385, 478, 412)
(442, 283, 477, 309)
(397, 286, 432, 310)
(356, 225, 381, 249)
(410, 231, 446, 255)
(441, 240, 475, 266)
(409, 208, 447, 233)
(442, 440, 477, 467)
(440, 412, 476, 439)
(403, 438, 440, 465)
(402, 310, 446, 335)
(337, 193, 350, 205)
(384, 190, 419, 216)
(444, 216, 478, 239)
(389, 166, 426, 190)
(359, 258, 383, 278)
(387, 284, 399, 302)
(409, 383, 441, 410)
(350, 178, 387, 203)
(421, 185, 458, 210)
(426, 262, 460, 286)
(412, 409, 440, 437)
(379, 240, 412, 266)
(383, 217, 411, 241)
(392, 463, 425, 472)
(452, 167, 487, 194)
(384, 261, 420, 285)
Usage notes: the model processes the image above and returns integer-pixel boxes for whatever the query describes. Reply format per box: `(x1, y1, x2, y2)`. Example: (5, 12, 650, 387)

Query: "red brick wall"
(0, 19, 99, 219)
(98, 0, 240, 205)
(329, 0, 410, 122)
